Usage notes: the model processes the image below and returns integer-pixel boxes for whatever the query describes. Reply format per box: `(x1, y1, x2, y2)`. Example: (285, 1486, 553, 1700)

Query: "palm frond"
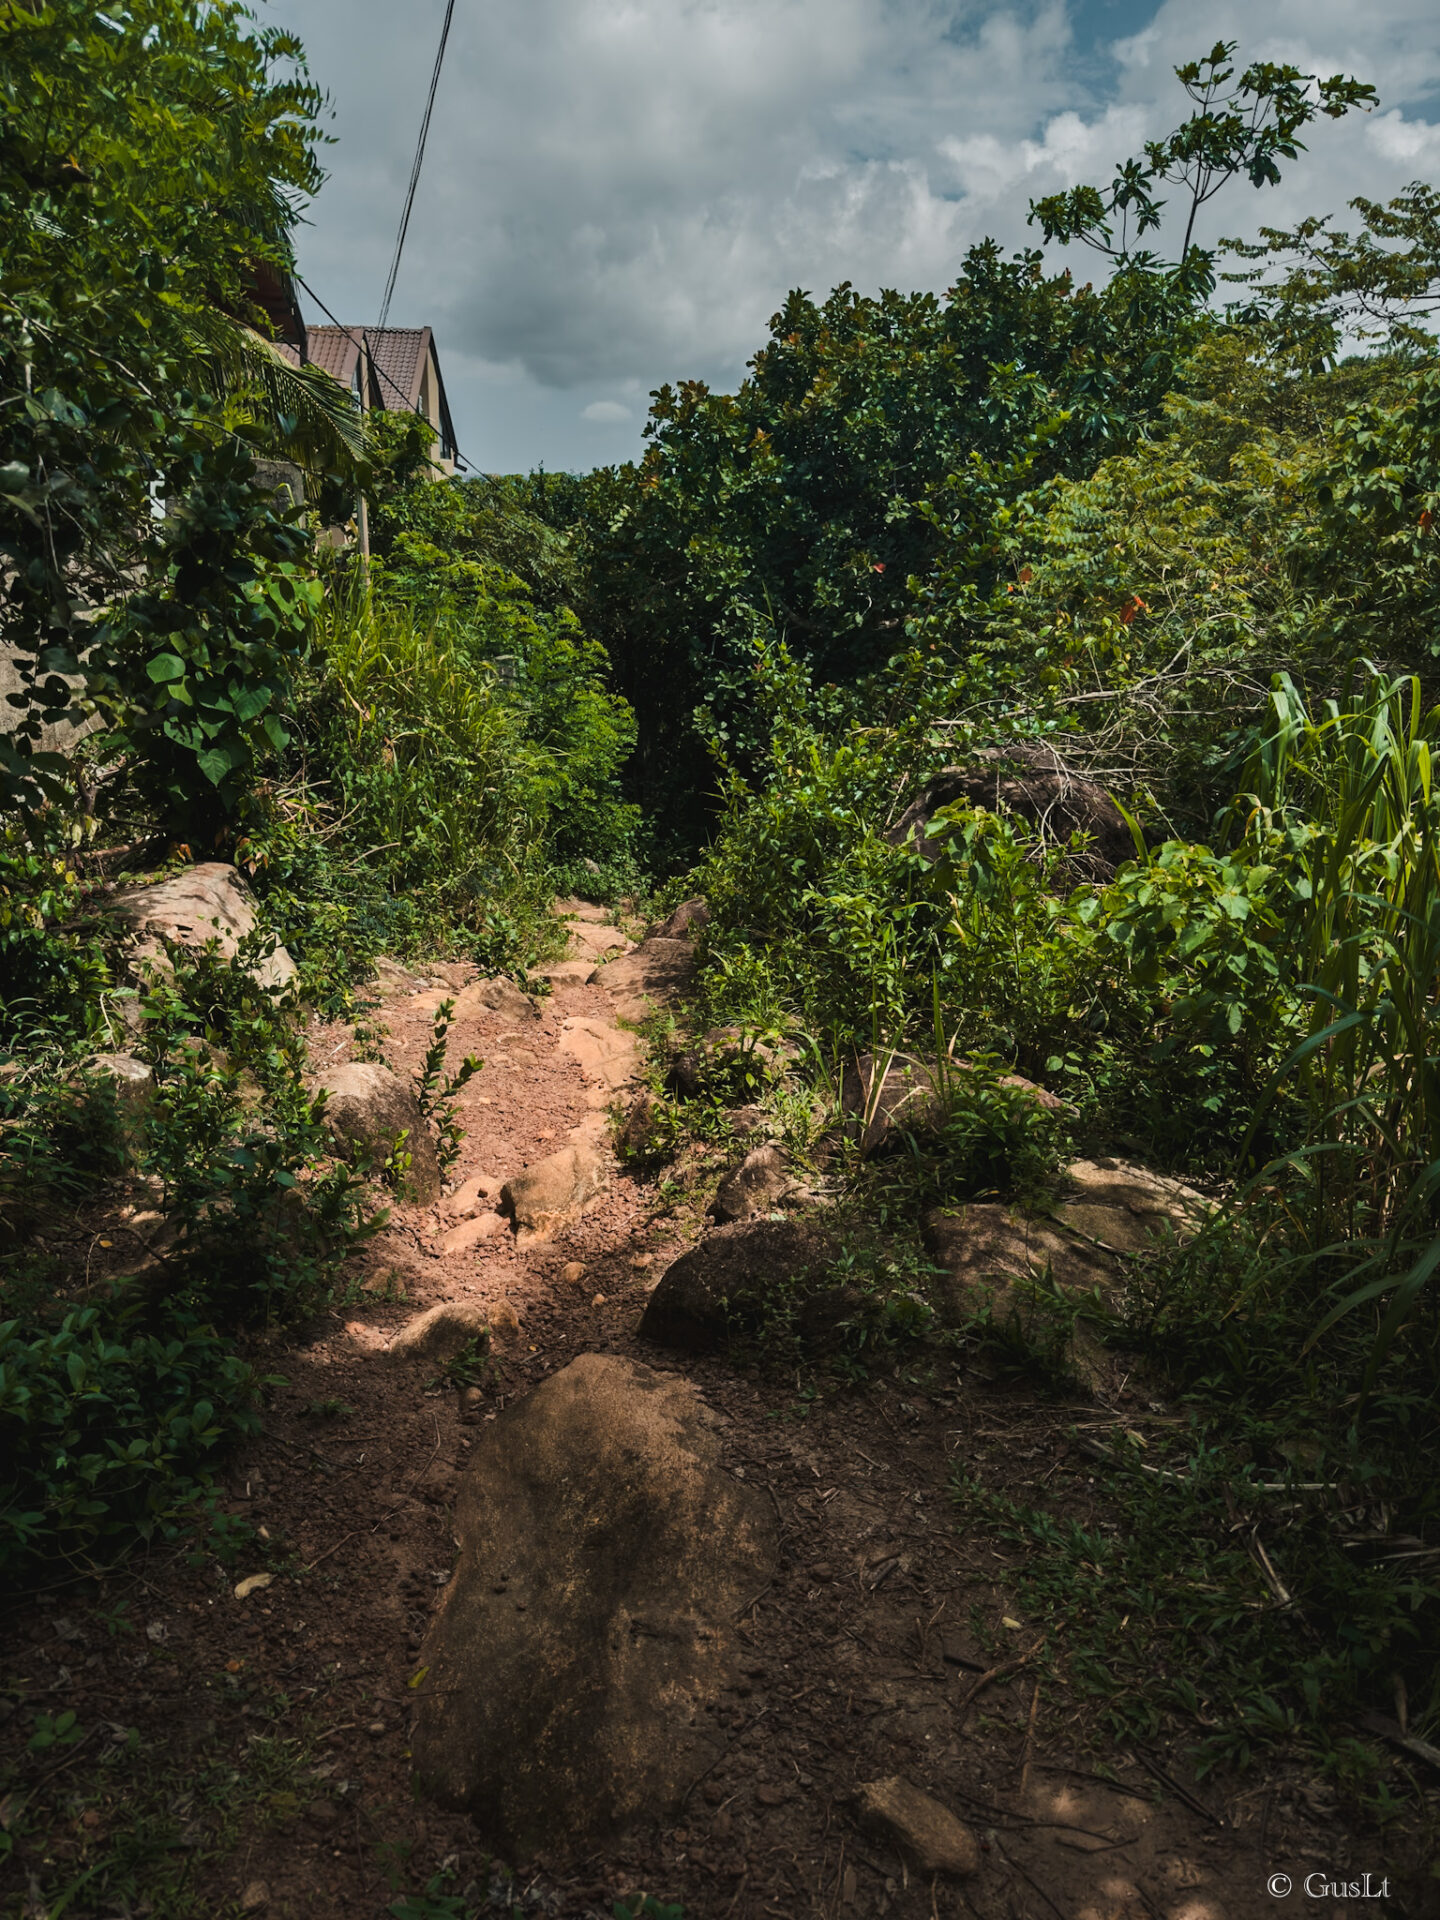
(181, 309, 369, 474)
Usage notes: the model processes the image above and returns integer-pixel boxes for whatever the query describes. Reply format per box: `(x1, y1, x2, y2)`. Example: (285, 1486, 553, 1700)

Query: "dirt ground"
(1, 912, 1433, 1920)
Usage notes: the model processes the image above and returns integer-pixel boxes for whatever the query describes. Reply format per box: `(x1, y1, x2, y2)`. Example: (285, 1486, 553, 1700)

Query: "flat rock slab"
(1050, 1156, 1209, 1254)
(443, 1172, 504, 1219)
(589, 938, 695, 1022)
(407, 978, 537, 1024)
(565, 920, 631, 963)
(316, 1062, 441, 1205)
(412, 1354, 776, 1858)
(438, 1212, 507, 1255)
(559, 1017, 641, 1091)
(110, 863, 296, 991)
(535, 960, 596, 986)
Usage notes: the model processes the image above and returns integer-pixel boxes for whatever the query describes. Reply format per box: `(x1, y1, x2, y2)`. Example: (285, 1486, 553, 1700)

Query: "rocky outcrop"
(653, 897, 709, 941)
(855, 1777, 979, 1877)
(841, 1051, 1063, 1155)
(315, 1062, 441, 1204)
(412, 1355, 776, 1857)
(1049, 1156, 1209, 1253)
(922, 1203, 1098, 1320)
(589, 938, 695, 1023)
(639, 1216, 835, 1352)
(501, 1138, 607, 1242)
(709, 1144, 798, 1224)
(78, 1052, 154, 1126)
(922, 1158, 1209, 1391)
(109, 863, 296, 990)
(888, 745, 1134, 880)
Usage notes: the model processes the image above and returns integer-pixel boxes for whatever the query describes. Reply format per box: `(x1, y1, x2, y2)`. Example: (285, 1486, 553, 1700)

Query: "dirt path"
(0, 908, 1414, 1920)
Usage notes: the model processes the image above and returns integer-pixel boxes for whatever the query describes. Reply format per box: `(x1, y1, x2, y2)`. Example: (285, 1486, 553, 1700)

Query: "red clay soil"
(0, 928, 1431, 1920)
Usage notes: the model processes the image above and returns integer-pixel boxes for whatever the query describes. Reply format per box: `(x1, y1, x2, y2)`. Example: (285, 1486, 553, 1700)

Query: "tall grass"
(1239, 666, 1440, 1378)
(312, 595, 543, 895)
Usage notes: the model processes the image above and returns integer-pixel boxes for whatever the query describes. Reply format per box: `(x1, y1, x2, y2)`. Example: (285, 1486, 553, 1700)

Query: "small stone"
(591, 1293, 607, 1307)
(559, 1261, 588, 1285)
(855, 1776, 978, 1877)
(460, 1387, 484, 1422)
(756, 1783, 788, 1806)
(240, 1882, 270, 1912)
(367, 1720, 386, 1737)
(631, 1253, 653, 1271)
(489, 1299, 522, 1340)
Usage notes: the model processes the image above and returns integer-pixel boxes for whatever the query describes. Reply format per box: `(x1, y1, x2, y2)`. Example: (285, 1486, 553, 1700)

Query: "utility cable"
(377, 0, 456, 332)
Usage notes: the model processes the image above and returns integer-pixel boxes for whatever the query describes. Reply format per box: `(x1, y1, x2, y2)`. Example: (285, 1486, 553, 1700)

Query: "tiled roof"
(304, 326, 427, 412)
(304, 326, 360, 388)
(365, 327, 430, 412)
(302, 325, 457, 460)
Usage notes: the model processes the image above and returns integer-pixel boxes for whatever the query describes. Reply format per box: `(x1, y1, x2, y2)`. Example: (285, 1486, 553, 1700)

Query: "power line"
(293, 271, 471, 472)
(377, 0, 456, 332)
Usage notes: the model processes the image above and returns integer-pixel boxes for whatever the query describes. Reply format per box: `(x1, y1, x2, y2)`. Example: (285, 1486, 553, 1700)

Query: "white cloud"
(1368, 108, 1440, 169)
(277, 0, 1440, 470)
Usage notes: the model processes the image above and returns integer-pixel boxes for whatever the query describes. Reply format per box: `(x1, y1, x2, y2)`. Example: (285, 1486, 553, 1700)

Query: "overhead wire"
(377, 0, 456, 332)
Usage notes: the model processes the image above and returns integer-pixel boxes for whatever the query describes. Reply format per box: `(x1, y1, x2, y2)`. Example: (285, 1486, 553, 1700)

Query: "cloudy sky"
(274, 0, 1440, 475)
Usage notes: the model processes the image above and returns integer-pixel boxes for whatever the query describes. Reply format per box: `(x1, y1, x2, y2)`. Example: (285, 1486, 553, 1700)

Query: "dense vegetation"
(4, 3, 1440, 1853)
(0, 0, 635, 1589)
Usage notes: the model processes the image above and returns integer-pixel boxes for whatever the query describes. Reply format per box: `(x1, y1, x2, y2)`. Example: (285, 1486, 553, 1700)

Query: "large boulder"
(841, 1051, 1063, 1156)
(501, 1139, 606, 1242)
(589, 938, 695, 1023)
(315, 1062, 440, 1204)
(888, 746, 1134, 880)
(639, 1216, 835, 1352)
(412, 1355, 777, 1857)
(922, 1202, 1104, 1321)
(109, 863, 296, 990)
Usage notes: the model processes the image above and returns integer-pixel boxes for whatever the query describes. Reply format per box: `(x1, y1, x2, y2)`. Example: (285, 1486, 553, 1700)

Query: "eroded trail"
(5, 908, 1373, 1920)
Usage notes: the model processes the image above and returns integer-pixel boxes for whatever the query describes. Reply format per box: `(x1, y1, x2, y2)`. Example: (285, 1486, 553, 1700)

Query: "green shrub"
(0, 1305, 259, 1578)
